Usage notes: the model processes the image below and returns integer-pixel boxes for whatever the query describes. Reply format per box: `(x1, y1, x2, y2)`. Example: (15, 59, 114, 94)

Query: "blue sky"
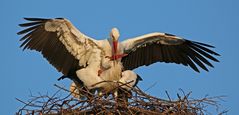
(1, 0, 238, 114)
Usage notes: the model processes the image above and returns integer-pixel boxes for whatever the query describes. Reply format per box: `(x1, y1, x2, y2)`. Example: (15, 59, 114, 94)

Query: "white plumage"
(70, 70, 141, 98)
(119, 70, 141, 91)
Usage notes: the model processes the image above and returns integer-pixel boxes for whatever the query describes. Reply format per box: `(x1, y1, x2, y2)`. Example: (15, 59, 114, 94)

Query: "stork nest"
(16, 83, 226, 115)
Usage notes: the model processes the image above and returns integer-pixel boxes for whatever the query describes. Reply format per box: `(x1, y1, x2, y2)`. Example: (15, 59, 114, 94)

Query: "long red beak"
(113, 40, 118, 59)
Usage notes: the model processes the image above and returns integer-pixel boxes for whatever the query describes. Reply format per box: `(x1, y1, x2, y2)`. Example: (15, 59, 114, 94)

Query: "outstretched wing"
(121, 32, 220, 72)
(18, 18, 103, 75)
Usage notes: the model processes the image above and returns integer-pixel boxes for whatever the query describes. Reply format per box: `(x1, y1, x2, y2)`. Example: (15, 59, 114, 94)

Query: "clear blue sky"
(1, 0, 238, 114)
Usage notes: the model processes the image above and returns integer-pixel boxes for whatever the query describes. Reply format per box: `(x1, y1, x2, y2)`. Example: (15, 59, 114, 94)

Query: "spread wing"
(18, 18, 104, 75)
(121, 32, 220, 72)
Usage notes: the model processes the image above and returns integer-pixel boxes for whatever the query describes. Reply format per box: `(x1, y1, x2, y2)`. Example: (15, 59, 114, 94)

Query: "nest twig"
(16, 83, 227, 115)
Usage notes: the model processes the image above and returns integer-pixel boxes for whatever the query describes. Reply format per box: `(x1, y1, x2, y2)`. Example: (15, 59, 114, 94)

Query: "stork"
(18, 18, 220, 98)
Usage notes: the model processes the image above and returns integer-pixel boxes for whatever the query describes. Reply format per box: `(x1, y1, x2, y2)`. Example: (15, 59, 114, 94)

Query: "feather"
(19, 21, 43, 27)
(23, 17, 48, 21)
(121, 33, 219, 72)
(17, 25, 39, 35)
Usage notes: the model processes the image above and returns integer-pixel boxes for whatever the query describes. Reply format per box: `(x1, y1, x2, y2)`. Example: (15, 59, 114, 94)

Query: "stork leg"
(112, 90, 119, 109)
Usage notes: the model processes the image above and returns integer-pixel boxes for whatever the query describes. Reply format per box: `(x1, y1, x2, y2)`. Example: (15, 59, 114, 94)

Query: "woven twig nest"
(16, 84, 226, 115)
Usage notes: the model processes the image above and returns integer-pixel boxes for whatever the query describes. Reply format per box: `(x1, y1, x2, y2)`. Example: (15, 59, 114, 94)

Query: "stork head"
(110, 28, 120, 41)
(110, 28, 120, 55)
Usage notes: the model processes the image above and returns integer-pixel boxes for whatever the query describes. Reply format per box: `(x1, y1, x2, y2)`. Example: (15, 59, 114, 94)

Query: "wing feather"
(180, 45, 208, 71)
(191, 42, 220, 56)
(19, 21, 43, 27)
(121, 33, 220, 72)
(188, 47, 214, 67)
(18, 18, 102, 75)
(17, 25, 39, 35)
(190, 44, 219, 62)
(23, 17, 48, 21)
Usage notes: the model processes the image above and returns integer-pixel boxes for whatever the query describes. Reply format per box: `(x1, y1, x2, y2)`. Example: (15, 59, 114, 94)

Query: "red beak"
(113, 40, 118, 59)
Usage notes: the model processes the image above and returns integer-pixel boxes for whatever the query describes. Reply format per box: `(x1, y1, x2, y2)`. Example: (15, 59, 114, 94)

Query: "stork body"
(18, 18, 220, 97)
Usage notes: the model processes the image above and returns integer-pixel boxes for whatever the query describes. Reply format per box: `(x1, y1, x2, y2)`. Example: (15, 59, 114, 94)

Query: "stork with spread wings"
(18, 18, 220, 97)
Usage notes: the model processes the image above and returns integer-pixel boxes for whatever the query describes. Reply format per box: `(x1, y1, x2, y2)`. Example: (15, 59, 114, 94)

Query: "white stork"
(18, 18, 220, 97)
